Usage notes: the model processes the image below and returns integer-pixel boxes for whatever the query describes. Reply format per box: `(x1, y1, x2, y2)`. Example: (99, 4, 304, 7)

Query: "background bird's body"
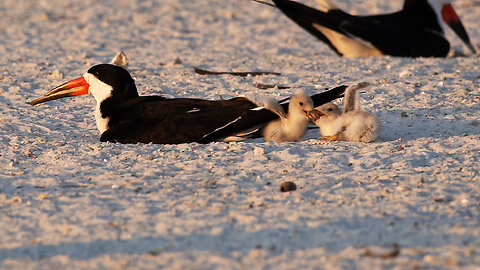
(266, 0, 476, 57)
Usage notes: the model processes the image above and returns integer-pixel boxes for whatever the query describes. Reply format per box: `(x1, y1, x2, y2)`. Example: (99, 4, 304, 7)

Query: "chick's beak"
(29, 77, 89, 106)
(307, 109, 325, 121)
(441, 4, 476, 54)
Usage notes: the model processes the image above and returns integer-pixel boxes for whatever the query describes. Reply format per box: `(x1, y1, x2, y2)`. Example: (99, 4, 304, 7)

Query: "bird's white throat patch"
(83, 73, 112, 134)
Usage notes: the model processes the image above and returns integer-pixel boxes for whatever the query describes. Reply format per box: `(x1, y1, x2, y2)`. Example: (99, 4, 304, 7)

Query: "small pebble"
(172, 57, 182, 65)
(253, 147, 264, 156)
(280, 181, 296, 192)
(399, 69, 411, 77)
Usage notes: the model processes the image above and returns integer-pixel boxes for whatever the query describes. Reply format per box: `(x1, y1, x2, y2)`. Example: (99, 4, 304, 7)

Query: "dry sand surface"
(1, 0, 480, 269)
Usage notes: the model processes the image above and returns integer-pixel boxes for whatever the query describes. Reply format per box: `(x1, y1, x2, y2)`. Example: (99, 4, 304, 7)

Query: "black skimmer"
(308, 82, 381, 142)
(263, 91, 314, 142)
(29, 64, 347, 144)
(259, 0, 476, 57)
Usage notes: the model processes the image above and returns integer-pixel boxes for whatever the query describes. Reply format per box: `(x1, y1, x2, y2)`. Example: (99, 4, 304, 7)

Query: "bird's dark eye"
(299, 102, 304, 106)
(328, 108, 333, 111)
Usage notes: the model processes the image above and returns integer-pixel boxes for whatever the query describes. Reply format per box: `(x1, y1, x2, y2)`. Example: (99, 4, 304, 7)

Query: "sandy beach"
(1, 0, 479, 269)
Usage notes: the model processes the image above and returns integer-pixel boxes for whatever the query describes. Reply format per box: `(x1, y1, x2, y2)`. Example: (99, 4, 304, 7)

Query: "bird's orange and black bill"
(441, 4, 476, 54)
(29, 77, 90, 106)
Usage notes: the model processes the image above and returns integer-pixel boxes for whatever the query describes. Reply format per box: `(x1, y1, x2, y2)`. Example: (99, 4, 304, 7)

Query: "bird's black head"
(85, 64, 140, 121)
(87, 64, 139, 101)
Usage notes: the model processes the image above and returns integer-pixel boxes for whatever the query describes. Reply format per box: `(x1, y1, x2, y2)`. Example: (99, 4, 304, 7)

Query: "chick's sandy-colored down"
(263, 93, 314, 142)
(309, 82, 380, 142)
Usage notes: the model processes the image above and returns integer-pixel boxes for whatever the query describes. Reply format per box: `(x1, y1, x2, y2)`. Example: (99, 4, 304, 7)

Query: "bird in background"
(29, 64, 347, 144)
(257, 0, 476, 57)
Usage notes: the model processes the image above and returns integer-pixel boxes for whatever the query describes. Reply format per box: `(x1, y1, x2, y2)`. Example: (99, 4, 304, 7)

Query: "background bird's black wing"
(272, 0, 350, 55)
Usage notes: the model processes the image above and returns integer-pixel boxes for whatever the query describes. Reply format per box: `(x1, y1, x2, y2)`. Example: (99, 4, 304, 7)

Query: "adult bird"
(29, 64, 346, 144)
(258, 0, 476, 57)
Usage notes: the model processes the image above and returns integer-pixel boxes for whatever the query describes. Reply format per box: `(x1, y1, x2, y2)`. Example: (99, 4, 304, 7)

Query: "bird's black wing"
(100, 96, 261, 144)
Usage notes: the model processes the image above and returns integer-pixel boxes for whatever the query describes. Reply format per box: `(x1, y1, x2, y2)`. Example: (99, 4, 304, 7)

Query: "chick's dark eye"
(299, 102, 304, 106)
(328, 108, 333, 111)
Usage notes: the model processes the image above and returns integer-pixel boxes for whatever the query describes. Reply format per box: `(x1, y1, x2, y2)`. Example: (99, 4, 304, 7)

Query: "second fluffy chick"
(308, 82, 380, 142)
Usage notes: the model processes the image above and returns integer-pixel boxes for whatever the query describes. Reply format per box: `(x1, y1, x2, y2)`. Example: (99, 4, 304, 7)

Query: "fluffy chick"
(308, 82, 380, 142)
(263, 92, 314, 142)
